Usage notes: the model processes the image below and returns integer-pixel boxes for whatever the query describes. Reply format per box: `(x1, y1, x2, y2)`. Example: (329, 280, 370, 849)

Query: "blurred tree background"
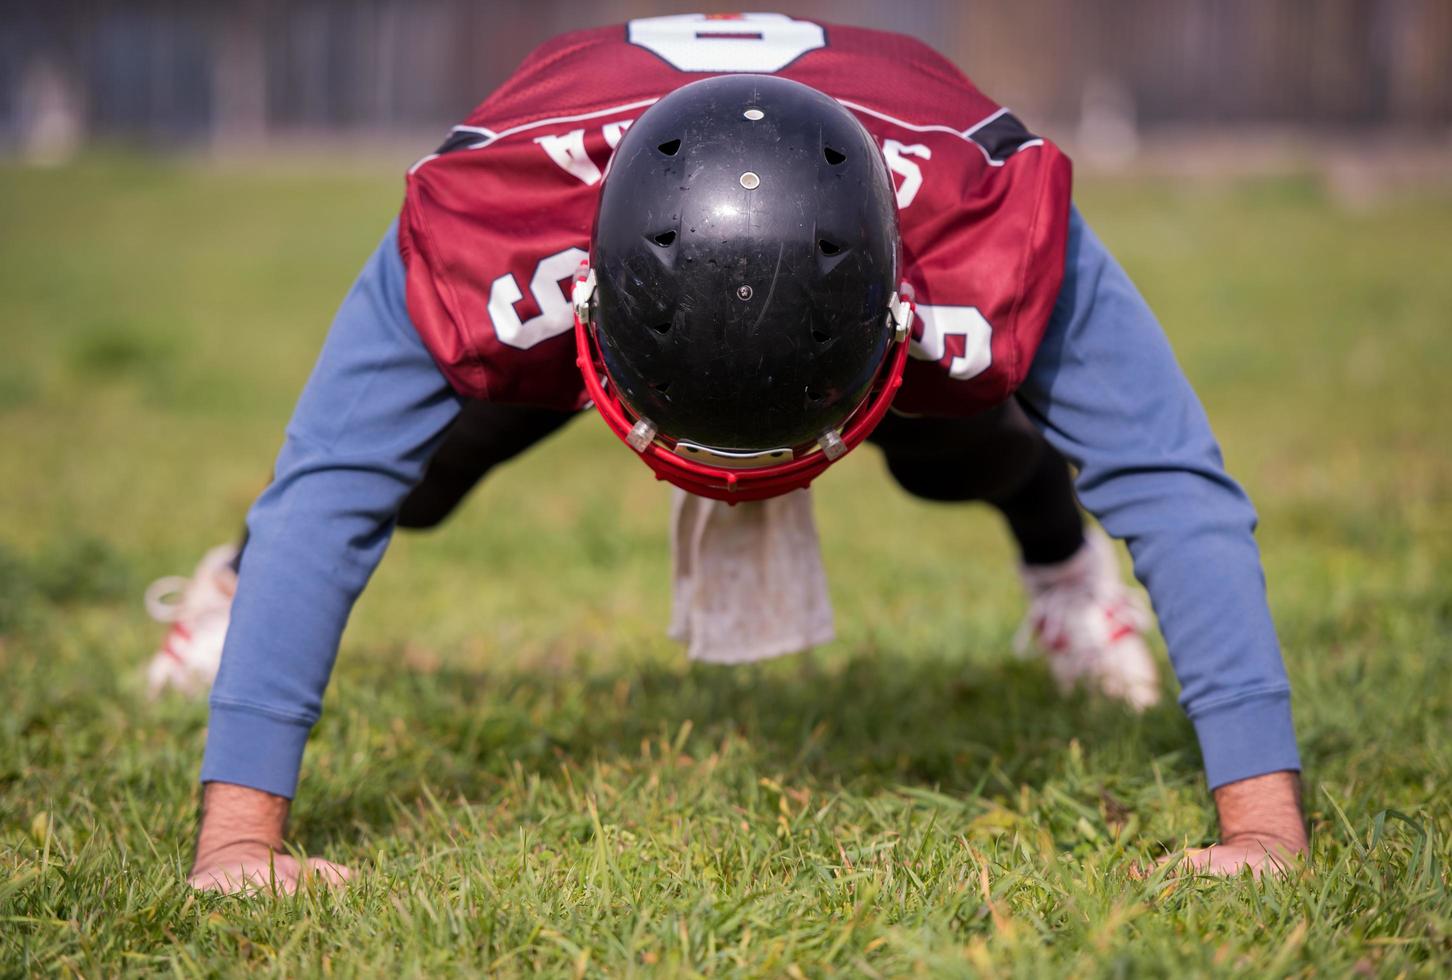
(2, 0, 1449, 171)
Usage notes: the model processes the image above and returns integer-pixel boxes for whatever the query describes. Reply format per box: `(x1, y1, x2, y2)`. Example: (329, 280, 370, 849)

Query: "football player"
(175, 14, 1306, 892)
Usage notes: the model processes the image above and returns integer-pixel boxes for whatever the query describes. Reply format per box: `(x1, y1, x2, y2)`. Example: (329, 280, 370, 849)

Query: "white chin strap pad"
(668, 486, 835, 664)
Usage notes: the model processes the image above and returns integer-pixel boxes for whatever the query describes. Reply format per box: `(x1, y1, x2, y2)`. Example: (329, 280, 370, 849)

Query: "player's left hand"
(1150, 833, 1306, 879)
(1141, 770, 1308, 879)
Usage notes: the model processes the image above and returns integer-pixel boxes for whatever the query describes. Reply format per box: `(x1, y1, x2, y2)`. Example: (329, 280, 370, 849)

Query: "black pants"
(396, 399, 1085, 567)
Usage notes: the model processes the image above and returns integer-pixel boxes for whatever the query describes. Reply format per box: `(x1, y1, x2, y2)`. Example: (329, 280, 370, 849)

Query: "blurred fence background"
(2, 0, 1450, 166)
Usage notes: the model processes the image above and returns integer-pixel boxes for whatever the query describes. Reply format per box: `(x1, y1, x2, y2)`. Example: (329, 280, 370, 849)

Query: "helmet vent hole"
(650, 380, 671, 394)
(806, 386, 824, 402)
(652, 230, 677, 247)
(823, 146, 847, 165)
(658, 138, 681, 156)
(649, 321, 671, 335)
(817, 239, 841, 256)
(811, 327, 831, 343)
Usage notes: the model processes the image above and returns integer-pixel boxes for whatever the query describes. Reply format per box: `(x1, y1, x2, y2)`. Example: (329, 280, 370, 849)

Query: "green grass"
(1, 156, 1449, 976)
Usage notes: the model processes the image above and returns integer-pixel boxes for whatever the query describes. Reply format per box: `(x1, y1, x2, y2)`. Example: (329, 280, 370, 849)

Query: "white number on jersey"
(910, 305, 994, 381)
(488, 247, 589, 349)
(627, 13, 825, 73)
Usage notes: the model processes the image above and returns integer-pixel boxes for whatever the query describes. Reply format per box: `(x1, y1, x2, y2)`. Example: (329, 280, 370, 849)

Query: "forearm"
(1077, 465, 1299, 787)
(202, 219, 463, 799)
(203, 469, 399, 796)
(1021, 206, 1300, 789)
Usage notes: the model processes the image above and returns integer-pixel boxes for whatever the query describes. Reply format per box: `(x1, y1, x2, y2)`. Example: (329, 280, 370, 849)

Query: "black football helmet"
(573, 74, 914, 500)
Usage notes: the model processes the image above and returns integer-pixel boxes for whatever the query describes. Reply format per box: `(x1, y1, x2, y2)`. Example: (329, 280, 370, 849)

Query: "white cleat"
(1014, 527, 1161, 711)
(143, 544, 237, 698)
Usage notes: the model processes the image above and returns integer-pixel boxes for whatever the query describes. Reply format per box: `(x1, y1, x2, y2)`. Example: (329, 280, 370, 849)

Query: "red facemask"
(573, 263, 914, 503)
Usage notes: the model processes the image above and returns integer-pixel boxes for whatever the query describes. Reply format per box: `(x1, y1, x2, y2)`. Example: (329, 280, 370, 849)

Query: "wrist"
(1212, 770, 1307, 852)
(193, 781, 291, 870)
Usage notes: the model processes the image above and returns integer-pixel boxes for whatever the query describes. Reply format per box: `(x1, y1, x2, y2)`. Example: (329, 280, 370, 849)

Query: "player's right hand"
(189, 781, 351, 894)
(189, 845, 352, 894)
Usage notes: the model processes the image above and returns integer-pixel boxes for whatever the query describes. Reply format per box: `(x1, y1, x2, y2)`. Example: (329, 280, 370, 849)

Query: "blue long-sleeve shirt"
(201, 208, 1299, 797)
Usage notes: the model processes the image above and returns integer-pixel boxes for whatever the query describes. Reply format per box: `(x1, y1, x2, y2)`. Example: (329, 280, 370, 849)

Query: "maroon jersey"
(399, 13, 1072, 417)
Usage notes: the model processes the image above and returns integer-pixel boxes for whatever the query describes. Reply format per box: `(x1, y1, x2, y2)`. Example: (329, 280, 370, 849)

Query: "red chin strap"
(573, 267, 913, 503)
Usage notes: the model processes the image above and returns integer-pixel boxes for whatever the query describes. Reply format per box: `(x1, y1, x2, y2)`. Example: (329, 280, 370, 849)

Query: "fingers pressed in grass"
(189, 856, 354, 895)
(1137, 839, 1304, 880)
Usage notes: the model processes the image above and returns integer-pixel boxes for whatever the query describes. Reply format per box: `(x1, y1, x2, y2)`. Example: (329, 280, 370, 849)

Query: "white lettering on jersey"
(534, 121, 638, 184)
(627, 13, 825, 73)
(489, 247, 590, 349)
(534, 129, 603, 186)
(910, 305, 994, 381)
(600, 120, 634, 179)
(882, 139, 932, 209)
(603, 120, 633, 149)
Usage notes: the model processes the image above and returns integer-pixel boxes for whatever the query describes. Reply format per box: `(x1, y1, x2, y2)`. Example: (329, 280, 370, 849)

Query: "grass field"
(1, 157, 1449, 976)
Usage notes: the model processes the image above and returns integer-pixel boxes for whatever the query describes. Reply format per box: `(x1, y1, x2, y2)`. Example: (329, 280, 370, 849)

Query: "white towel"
(669, 486, 835, 664)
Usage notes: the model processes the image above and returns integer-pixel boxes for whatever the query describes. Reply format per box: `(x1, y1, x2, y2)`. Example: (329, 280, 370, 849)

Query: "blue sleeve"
(201, 220, 463, 799)
(1019, 206, 1300, 789)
